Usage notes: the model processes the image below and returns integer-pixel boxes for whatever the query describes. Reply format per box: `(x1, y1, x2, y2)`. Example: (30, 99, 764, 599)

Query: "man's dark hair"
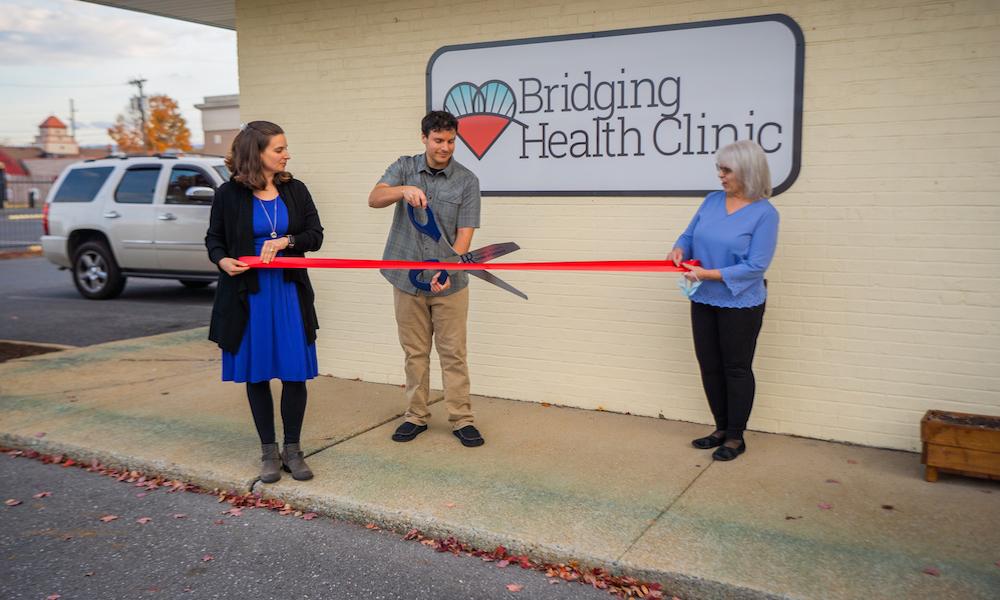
(421, 111, 458, 136)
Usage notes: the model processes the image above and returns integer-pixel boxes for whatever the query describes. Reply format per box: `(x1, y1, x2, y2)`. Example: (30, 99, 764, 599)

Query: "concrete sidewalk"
(1, 328, 997, 599)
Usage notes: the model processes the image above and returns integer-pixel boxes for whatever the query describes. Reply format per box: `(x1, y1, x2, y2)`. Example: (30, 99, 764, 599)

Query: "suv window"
(214, 165, 231, 182)
(165, 166, 215, 205)
(52, 167, 114, 203)
(115, 166, 161, 204)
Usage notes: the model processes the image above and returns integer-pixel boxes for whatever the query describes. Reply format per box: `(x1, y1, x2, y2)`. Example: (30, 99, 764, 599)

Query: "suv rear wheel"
(73, 241, 126, 299)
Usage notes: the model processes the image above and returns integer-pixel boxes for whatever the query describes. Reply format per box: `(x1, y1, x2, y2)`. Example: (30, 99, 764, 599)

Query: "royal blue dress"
(222, 195, 318, 383)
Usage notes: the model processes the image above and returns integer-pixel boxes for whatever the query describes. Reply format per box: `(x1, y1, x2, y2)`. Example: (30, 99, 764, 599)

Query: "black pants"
(246, 381, 308, 445)
(690, 301, 765, 440)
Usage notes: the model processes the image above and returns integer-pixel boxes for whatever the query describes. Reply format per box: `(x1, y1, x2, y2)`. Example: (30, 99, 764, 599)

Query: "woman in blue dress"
(206, 121, 324, 482)
(668, 140, 780, 462)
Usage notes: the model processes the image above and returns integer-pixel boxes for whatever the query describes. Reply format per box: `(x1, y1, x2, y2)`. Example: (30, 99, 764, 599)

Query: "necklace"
(257, 197, 278, 238)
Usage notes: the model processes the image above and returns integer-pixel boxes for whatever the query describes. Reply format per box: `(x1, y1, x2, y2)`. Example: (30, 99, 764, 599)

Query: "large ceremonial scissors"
(407, 203, 528, 300)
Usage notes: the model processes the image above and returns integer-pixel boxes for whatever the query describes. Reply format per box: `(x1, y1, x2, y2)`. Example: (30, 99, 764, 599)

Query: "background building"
(194, 94, 240, 156)
(34, 116, 79, 156)
(95, 0, 1000, 452)
(0, 116, 106, 206)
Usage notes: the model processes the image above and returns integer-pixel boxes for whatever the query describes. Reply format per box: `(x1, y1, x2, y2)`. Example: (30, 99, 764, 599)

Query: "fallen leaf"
(505, 584, 523, 592)
(33, 492, 52, 499)
(62, 459, 75, 467)
(201, 554, 214, 562)
(213, 520, 225, 525)
(881, 504, 895, 511)
(497, 559, 510, 568)
(46, 595, 60, 600)
(541, 402, 551, 407)
(847, 459, 858, 464)
(84, 572, 94, 577)
(818, 503, 833, 510)
(5, 499, 22, 507)
(34, 432, 46, 438)
(301, 513, 318, 520)
(99, 515, 118, 523)
(137, 517, 152, 524)
(922, 566, 940, 577)
(222, 507, 243, 517)
(785, 515, 802, 520)
(825, 479, 840, 484)
(445, 502, 456, 508)
(173, 514, 187, 519)
(365, 523, 379, 530)
(548, 579, 560, 584)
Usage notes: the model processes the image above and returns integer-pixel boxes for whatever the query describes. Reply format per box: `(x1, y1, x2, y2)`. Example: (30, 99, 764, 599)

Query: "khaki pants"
(393, 286, 473, 429)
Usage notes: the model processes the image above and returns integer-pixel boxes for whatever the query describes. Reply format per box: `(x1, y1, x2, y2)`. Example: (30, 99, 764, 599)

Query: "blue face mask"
(677, 276, 702, 299)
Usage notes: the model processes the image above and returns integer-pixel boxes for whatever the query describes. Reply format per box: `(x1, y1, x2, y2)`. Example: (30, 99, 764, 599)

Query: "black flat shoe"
(453, 425, 485, 447)
(712, 441, 746, 461)
(392, 421, 427, 442)
(691, 433, 726, 449)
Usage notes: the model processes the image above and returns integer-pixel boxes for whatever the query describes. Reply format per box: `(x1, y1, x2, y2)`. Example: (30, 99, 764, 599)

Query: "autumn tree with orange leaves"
(108, 94, 193, 153)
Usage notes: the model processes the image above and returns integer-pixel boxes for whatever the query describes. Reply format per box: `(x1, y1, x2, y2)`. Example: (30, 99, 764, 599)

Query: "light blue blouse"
(674, 190, 779, 308)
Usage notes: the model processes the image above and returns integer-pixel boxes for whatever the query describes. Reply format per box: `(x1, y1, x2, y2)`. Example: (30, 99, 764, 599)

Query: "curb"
(0, 433, 783, 600)
(0, 433, 257, 497)
(0, 245, 42, 260)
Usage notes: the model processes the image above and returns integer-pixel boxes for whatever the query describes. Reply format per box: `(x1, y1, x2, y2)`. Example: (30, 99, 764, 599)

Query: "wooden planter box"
(921, 410, 1000, 482)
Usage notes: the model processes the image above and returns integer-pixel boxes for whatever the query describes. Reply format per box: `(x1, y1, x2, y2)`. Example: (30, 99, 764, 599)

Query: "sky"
(0, 0, 238, 147)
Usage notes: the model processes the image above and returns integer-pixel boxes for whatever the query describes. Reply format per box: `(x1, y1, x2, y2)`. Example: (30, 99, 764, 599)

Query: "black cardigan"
(205, 178, 324, 354)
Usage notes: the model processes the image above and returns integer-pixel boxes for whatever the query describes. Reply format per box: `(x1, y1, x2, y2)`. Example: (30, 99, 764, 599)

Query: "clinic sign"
(427, 15, 804, 196)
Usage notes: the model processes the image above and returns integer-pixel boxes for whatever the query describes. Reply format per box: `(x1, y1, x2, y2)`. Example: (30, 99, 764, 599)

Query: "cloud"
(0, 0, 234, 66)
(82, 120, 114, 130)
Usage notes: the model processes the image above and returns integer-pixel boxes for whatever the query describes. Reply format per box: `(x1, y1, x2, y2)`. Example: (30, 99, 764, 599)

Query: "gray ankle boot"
(260, 443, 281, 483)
(281, 442, 314, 481)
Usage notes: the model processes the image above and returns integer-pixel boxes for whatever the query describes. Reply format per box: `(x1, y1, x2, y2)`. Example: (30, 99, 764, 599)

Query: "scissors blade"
(440, 242, 521, 265)
(468, 269, 528, 300)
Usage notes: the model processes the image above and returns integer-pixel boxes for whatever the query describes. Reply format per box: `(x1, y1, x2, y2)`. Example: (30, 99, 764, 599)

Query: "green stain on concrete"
(1, 328, 211, 375)
(0, 393, 247, 444)
(327, 449, 664, 524)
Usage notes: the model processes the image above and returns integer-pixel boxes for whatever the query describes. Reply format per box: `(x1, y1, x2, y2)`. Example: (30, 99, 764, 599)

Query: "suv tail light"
(42, 202, 50, 236)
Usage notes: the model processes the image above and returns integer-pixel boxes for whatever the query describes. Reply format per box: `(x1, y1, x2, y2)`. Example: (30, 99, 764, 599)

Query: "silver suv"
(41, 154, 229, 299)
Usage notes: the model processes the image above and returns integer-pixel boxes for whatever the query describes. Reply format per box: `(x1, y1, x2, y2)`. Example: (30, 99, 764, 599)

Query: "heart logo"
(444, 80, 516, 159)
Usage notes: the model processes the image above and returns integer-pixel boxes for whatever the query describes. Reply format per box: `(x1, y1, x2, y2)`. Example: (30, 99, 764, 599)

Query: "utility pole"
(128, 77, 148, 150)
(69, 98, 77, 137)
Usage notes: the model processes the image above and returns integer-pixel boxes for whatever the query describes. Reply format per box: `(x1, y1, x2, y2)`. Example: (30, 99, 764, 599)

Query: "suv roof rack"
(83, 151, 222, 162)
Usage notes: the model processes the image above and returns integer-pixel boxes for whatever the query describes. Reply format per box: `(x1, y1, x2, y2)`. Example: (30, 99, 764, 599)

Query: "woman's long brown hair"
(224, 121, 293, 191)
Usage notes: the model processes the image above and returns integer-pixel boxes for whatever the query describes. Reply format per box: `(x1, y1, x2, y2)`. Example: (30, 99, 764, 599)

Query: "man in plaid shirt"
(368, 111, 485, 448)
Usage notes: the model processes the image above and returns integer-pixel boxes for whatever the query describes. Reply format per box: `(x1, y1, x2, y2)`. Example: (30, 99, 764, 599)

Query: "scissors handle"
(408, 259, 449, 292)
(406, 204, 441, 242)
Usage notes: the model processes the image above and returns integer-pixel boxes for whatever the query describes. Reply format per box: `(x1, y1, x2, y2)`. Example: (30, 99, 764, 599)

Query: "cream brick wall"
(234, 0, 1000, 451)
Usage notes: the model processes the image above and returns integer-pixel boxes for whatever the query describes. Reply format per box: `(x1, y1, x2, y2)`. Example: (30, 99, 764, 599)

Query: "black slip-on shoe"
(453, 425, 485, 447)
(392, 421, 428, 442)
(691, 433, 726, 449)
(712, 440, 746, 461)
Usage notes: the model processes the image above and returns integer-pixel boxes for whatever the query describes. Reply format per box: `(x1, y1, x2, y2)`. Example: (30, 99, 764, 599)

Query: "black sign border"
(427, 14, 804, 197)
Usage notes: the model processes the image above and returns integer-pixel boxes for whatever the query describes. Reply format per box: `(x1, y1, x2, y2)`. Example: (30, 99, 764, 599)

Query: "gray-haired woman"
(668, 140, 779, 461)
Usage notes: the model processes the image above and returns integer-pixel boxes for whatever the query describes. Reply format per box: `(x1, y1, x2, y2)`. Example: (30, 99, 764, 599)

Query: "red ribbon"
(239, 256, 700, 272)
